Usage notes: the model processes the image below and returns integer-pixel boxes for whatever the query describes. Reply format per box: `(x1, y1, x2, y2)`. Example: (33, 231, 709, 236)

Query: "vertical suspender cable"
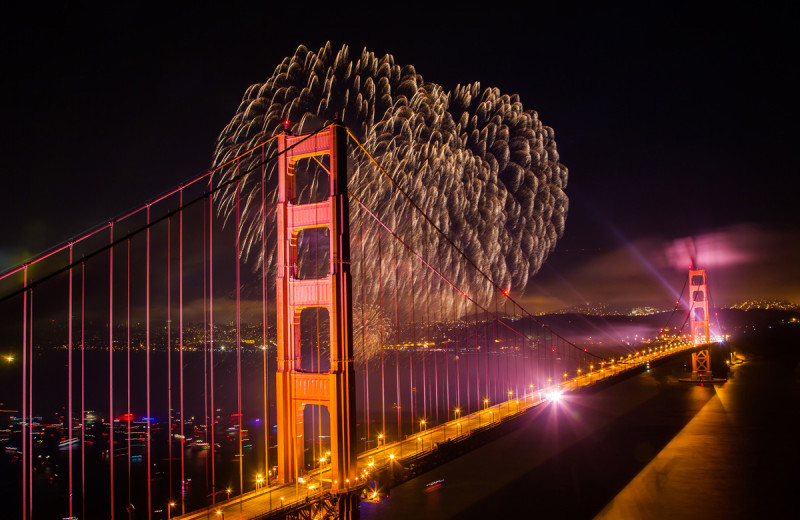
(29, 288, 34, 518)
(433, 289, 439, 425)
(203, 193, 209, 491)
(360, 206, 369, 452)
(459, 296, 471, 414)
(504, 297, 509, 398)
(167, 215, 173, 505)
(68, 246, 73, 519)
(179, 188, 185, 514)
(442, 292, 448, 422)
(378, 229, 385, 440)
(493, 292, 499, 405)
(127, 239, 132, 518)
(434, 291, 440, 424)
(473, 302, 479, 413)
(209, 192, 216, 504)
(393, 237, 401, 440)
(21, 266, 27, 520)
(109, 224, 115, 519)
(407, 247, 415, 433)
(146, 206, 152, 520)
(260, 153, 270, 504)
(455, 293, 460, 412)
(483, 307, 489, 405)
(81, 263, 86, 520)
(235, 173, 244, 497)
(422, 250, 427, 422)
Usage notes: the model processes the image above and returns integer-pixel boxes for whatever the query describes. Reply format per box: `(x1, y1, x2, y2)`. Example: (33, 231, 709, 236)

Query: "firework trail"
(212, 42, 568, 316)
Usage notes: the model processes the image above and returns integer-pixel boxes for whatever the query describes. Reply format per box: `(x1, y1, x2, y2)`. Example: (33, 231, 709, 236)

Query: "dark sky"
(1, 2, 797, 310)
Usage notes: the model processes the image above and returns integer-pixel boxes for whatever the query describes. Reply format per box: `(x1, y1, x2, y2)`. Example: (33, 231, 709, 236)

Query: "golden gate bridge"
(0, 122, 710, 520)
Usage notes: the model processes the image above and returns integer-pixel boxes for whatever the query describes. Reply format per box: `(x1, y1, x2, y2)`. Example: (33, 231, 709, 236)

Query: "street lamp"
(420, 419, 426, 432)
(483, 398, 489, 410)
(216, 510, 224, 519)
(454, 408, 461, 420)
(167, 502, 176, 520)
(378, 433, 384, 446)
(226, 489, 231, 501)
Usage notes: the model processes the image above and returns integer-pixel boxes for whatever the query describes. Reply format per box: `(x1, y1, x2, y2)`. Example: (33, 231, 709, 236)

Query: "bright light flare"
(545, 389, 563, 402)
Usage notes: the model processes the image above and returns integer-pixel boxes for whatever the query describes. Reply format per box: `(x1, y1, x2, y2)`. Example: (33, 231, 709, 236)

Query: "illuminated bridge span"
(0, 123, 698, 520)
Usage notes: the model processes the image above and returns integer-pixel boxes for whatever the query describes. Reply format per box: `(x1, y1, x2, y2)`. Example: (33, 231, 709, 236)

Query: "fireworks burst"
(212, 42, 568, 311)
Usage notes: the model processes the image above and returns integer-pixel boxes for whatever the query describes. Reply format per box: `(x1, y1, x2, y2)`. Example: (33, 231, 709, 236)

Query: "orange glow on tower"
(274, 125, 356, 491)
(688, 268, 712, 378)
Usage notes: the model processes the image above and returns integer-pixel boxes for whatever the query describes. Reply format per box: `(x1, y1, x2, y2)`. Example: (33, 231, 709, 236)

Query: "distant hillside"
(728, 299, 799, 312)
(504, 308, 799, 350)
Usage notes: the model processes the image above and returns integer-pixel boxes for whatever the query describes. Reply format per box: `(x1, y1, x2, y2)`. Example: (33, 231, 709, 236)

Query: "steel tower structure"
(688, 268, 712, 379)
(274, 125, 357, 498)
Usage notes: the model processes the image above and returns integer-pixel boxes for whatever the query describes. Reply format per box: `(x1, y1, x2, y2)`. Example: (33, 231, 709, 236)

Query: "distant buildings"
(729, 299, 799, 312)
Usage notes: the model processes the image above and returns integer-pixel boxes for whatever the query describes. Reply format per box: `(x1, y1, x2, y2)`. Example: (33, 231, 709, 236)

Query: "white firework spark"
(212, 42, 568, 315)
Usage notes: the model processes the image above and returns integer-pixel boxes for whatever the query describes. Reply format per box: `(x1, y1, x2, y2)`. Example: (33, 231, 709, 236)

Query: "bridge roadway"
(177, 342, 693, 519)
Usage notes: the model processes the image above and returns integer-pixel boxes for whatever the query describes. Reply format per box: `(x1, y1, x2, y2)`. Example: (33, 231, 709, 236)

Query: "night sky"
(1, 3, 797, 311)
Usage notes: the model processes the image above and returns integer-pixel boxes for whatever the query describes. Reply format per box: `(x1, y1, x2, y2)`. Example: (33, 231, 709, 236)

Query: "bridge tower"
(688, 268, 712, 379)
(275, 125, 357, 502)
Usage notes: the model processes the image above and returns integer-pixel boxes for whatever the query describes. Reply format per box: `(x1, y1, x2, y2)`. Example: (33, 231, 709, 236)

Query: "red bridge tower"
(274, 125, 357, 502)
(688, 268, 712, 379)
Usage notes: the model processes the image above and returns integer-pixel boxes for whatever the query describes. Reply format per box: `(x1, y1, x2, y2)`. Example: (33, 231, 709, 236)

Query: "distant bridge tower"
(688, 268, 712, 379)
(275, 125, 357, 508)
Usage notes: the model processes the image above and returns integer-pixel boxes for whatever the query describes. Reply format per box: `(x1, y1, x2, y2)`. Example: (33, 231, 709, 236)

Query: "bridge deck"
(176, 343, 692, 519)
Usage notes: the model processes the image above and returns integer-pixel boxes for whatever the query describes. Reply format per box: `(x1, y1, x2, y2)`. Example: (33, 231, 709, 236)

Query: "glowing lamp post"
(167, 502, 176, 520)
